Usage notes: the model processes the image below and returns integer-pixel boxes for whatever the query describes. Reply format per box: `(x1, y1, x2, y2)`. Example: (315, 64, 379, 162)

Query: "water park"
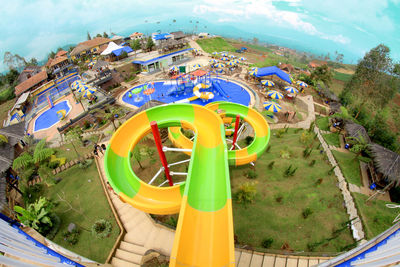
(1, 33, 400, 267)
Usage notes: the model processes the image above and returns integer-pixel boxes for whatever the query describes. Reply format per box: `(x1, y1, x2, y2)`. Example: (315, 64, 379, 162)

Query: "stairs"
(27, 176, 42, 186)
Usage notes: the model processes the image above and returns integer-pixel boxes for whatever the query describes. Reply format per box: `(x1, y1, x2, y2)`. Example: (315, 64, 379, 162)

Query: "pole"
(150, 121, 173, 186)
(231, 114, 240, 150)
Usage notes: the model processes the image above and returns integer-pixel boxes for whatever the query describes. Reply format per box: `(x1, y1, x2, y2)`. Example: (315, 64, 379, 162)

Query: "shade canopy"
(263, 101, 282, 112)
(100, 42, 124, 55)
(112, 46, 134, 56)
(255, 66, 292, 84)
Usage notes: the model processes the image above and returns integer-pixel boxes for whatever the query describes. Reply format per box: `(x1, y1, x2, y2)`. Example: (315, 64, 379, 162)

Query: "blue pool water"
(34, 100, 71, 132)
(122, 77, 251, 108)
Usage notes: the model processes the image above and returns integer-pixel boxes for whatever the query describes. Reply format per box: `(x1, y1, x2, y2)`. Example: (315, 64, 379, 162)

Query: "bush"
(63, 228, 80, 245)
(78, 159, 93, 169)
(245, 136, 254, 145)
(22, 183, 44, 204)
(245, 170, 258, 179)
(266, 145, 271, 153)
(302, 208, 313, 219)
(48, 161, 59, 169)
(234, 182, 257, 204)
(0, 86, 15, 104)
(46, 213, 61, 240)
(268, 161, 275, 169)
(303, 147, 313, 158)
(284, 165, 297, 177)
(91, 219, 112, 239)
(309, 159, 316, 167)
(261, 238, 274, 248)
(83, 120, 91, 130)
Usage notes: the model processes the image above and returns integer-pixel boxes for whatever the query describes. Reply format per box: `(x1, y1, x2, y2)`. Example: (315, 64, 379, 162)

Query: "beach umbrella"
(239, 57, 247, 61)
(232, 59, 240, 64)
(250, 67, 258, 71)
(263, 101, 282, 113)
(220, 56, 229, 61)
(216, 69, 224, 74)
(169, 65, 179, 72)
(212, 52, 219, 56)
(296, 80, 308, 87)
(70, 80, 83, 90)
(248, 70, 257, 76)
(193, 48, 198, 53)
(266, 90, 284, 100)
(261, 80, 275, 87)
(209, 59, 218, 64)
(228, 54, 236, 59)
(285, 86, 299, 94)
(220, 52, 228, 57)
(82, 86, 96, 98)
(76, 84, 90, 93)
(227, 61, 236, 67)
(214, 63, 225, 68)
(193, 63, 202, 69)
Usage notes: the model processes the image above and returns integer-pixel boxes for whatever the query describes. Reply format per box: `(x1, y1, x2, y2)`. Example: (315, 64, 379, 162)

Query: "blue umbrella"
(220, 56, 229, 61)
(263, 101, 282, 113)
(214, 63, 225, 68)
(261, 80, 275, 87)
(239, 57, 247, 61)
(169, 65, 179, 72)
(209, 59, 218, 64)
(296, 80, 308, 87)
(228, 54, 236, 59)
(227, 61, 236, 67)
(220, 52, 228, 57)
(193, 63, 202, 68)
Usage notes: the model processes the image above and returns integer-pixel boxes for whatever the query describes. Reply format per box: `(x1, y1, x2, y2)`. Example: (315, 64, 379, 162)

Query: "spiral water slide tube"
(104, 102, 270, 266)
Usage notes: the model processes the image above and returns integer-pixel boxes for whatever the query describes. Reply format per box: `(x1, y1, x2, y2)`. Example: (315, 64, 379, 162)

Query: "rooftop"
(70, 37, 111, 56)
(49, 56, 69, 68)
(132, 48, 193, 66)
(55, 50, 68, 58)
(15, 71, 48, 96)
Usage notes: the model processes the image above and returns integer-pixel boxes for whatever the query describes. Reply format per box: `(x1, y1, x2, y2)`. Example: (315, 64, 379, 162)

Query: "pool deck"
(27, 94, 84, 141)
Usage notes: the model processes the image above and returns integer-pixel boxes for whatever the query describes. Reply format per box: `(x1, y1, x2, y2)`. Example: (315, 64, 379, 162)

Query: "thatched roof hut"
(370, 143, 400, 186)
(329, 102, 341, 114)
(317, 83, 339, 102)
(344, 121, 371, 143)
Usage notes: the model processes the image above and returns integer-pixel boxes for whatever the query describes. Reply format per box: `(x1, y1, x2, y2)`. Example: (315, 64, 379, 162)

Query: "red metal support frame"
(150, 121, 174, 186)
(231, 114, 240, 150)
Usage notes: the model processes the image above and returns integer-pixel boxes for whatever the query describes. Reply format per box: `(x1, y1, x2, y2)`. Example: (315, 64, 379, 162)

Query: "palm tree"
(12, 152, 33, 170)
(347, 136, 370, 159)
(33, 139, 54, 165)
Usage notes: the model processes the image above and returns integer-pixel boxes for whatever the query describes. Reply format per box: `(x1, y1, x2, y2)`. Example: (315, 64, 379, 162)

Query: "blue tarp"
(255, 66, 292, 84)
(153, 33, 172, 40)
(112, 46, 134, 56)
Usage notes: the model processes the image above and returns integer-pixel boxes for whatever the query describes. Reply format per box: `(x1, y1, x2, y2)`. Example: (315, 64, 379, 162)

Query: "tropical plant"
(0, 134, 8, 145)
(261, 238, 274, 248)
(91, 219, 112, 239)
(63, 228, 80, 245)
(33, 139, 54, 164)
(347, 136, 370, 159)
(14, 197, 54, 234)
(12, 152, 33, 170)
(234, 182, 257, 204)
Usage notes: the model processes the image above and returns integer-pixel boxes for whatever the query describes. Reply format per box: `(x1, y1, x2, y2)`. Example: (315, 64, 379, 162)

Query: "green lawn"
(333, 71, 352, 82)
(323, 133, 340, 147)
(332, 150, 362, 186)
(196, 37, 236, 53)
(231, 129, 354, 253)
(352, 193, 397, 239)
(44, 163, 120, 262)
(330, 79, 345, 96)
(316, 116, 330, 131)
(54, 140, 97, 162)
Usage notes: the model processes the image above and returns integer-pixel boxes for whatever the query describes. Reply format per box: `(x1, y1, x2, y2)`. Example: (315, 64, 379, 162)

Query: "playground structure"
(104, 102, 270, 266)
(56, 109, 67, 120)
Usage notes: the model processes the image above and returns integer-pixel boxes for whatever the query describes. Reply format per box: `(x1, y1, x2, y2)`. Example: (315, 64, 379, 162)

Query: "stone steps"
(111, 257, 140, 267)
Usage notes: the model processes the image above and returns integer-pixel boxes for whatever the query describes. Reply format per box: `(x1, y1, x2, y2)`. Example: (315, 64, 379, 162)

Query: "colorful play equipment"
(104, 102, 270, 266)
(192, 83, 214, 101)
(56, 109, 67, 120)
(47, 96, 54, 108)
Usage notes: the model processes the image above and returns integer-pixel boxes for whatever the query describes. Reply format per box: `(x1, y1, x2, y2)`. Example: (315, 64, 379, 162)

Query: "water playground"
(121, 74, 252, 108)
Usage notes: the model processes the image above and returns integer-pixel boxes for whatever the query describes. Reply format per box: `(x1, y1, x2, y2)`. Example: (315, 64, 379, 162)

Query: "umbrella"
(220, 56, 229, 61)
(285, 86, 299, 94)
(82, 86, 96, 98)
(228, 54, 236, 59)
(209, 59, 218, 64)
(215, 69, 224, 73)
(76, 84, 90, 93)
(296, 80, 308, 87)
(169, 65, 179, 72)
(248, 70, 257, 76)
(212, 52, 219, 56)
(214, 63, 225, 68)
(263, 101, 282, 113)
(250, 67, 258, 71)
(70, 80, 83, 90)
(239, 57, 247, 61)
(220, 52, 228, 57)
(266, 90, 284, 99)
(193, 63, 202, 69)
(261, 80, 275, 87)
(232, 59, 240, 64)
(227, 61, 236, 67)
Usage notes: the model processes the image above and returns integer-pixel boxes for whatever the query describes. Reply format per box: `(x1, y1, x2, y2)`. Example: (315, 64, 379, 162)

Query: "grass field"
(323, 133, 340, 147)
(332, 150, 362, 186)
(352, 193, 397, 239)
(231, 129, 354, 253)
(333, 71, 352, 82)
(0, 98, 15, 125)
(196, 37, 236, 53)
(44, 163, 120, 262)
(316, 116, 330, 131)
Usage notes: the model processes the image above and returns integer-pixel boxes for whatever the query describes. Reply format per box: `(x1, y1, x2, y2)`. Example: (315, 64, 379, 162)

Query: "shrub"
(268, 161, 275, 170)
(91, 219, 112, 239)
(284, 165, 298, 177)
(83, 120, 91, 129)
(315, 178, 323, 186)
(46, 214, 61, 240)
(300, 131, 313, 145)
(302, 208, 313, 219)
(280, 150, 290, 159)
(275, 193, 283, 203)
(63, 228, 80, 245)
(245, 170, 258, 179)
(309, 159, 316, 167)
(266, 145, 271, 152)
(303, 147, 313, 158)
(48, 161, 59, 169)
(78, 159, 93, 169)
(245, 136, 254, 145)
(261, 238, 274, 248)
(234, 182, 257, 204)
(328, 166, 336, 175)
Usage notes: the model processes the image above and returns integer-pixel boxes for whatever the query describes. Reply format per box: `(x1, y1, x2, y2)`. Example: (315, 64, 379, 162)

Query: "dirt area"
(27, 94, 84, 141)
(334, 68, 355, 75)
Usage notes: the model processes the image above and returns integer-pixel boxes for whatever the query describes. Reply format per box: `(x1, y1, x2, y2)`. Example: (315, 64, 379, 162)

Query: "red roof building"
(14, 71, 48, 96)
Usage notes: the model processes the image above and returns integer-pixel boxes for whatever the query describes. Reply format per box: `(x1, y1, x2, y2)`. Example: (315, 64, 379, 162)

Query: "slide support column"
(231, 114, 240, 150)
(150, 121, 174, 186)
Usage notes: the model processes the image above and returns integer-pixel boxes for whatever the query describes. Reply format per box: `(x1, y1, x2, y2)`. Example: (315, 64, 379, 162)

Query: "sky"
(0, 0, 399, 72)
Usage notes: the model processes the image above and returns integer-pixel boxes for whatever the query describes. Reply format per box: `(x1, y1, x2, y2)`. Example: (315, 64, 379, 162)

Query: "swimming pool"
(33, 100, 71, 132)
(122, 77, 251, 108)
